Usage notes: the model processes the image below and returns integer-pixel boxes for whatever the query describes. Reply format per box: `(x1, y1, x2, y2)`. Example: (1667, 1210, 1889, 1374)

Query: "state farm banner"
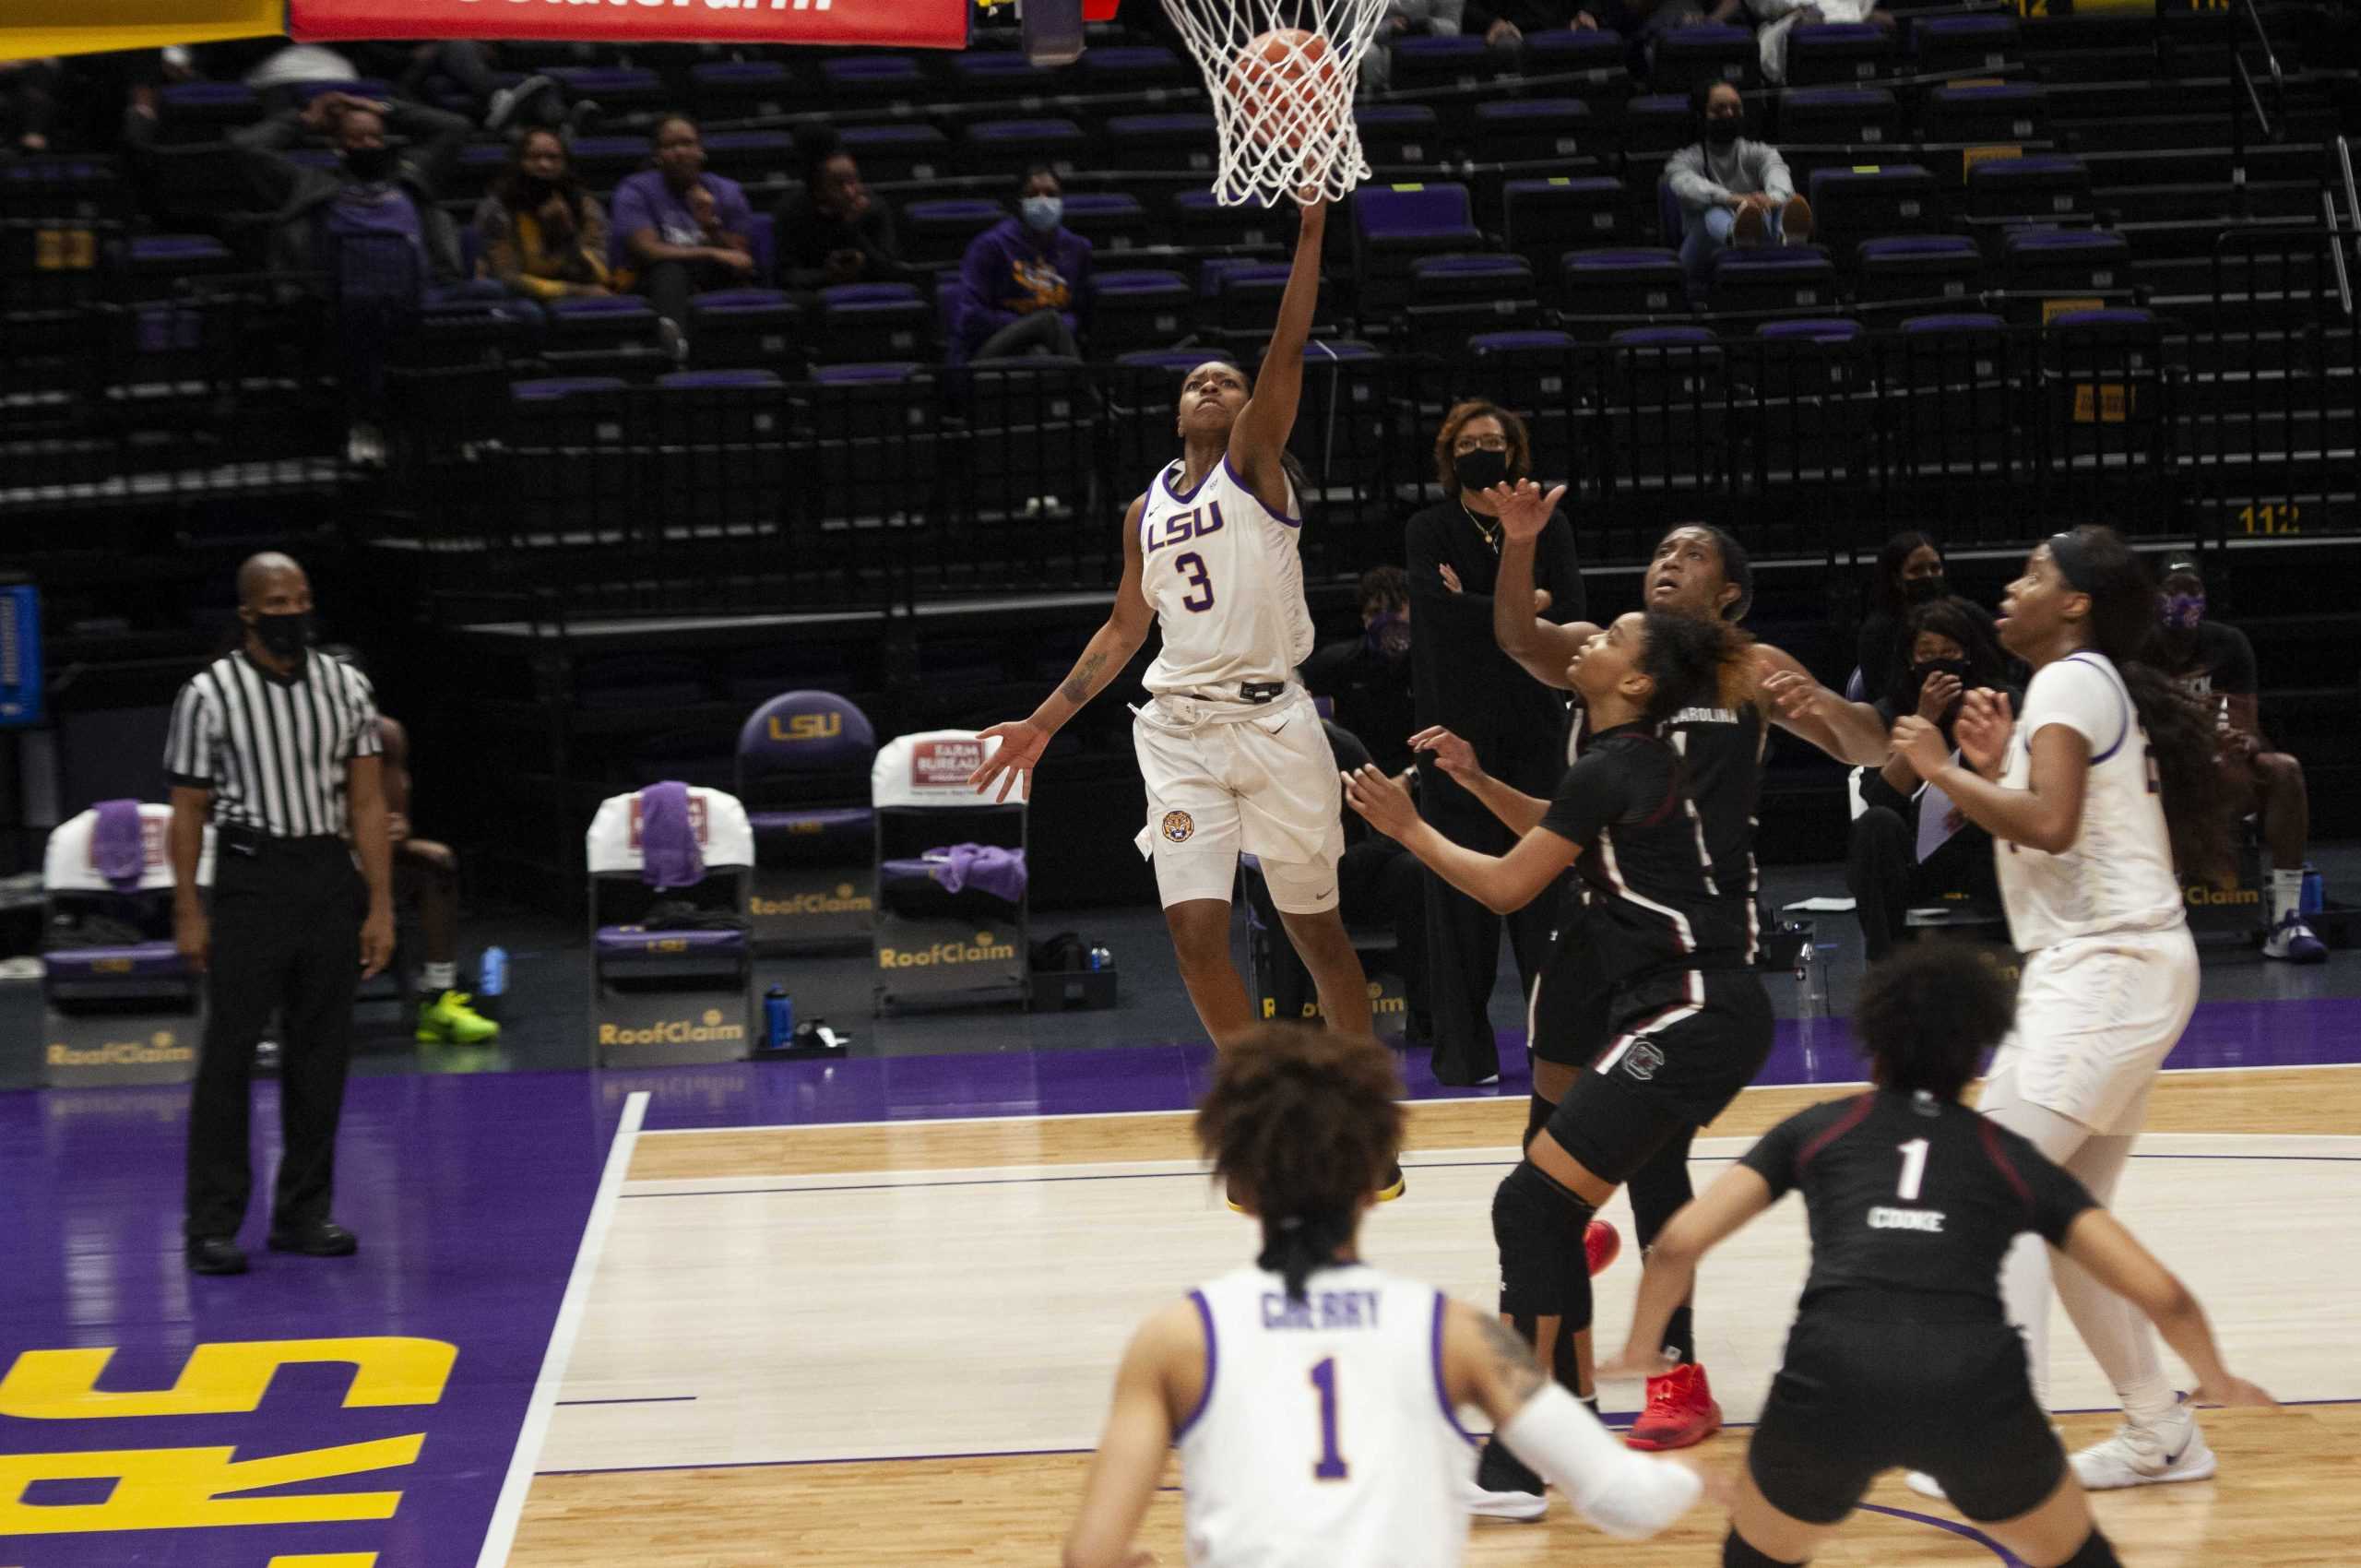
(290, 0, 970, 51)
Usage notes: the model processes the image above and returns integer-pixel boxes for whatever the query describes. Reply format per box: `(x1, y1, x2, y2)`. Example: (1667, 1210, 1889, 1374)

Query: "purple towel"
(91, 799, 148, 892)
(925, 843, 1028, 902)
(638, 781, 705, 890)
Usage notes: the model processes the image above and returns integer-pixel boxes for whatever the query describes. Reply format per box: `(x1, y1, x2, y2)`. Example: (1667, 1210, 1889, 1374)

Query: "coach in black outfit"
(166, 552, 395, 1277)
(1406, 402, 1584, 1084)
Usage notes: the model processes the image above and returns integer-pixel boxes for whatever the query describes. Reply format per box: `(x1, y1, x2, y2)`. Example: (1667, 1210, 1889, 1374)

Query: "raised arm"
(1491, 483, 1599, 692)
(2058, 1210, 2273, 1408)
(1226, 197, 1326, 515)
(970, 496, 1156, 802)
(1445, 1301, 1707, 1538)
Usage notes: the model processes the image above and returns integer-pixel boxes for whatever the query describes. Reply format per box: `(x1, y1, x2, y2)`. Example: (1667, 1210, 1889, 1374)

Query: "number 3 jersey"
(1176, 1263, 1474, 1568)
(1741, 1089, 2096, 1320)
(1139, 457, 1316, 696)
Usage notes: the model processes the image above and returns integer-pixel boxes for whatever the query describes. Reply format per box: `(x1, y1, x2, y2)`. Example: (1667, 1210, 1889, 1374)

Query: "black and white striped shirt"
(162, 651, 382, 838)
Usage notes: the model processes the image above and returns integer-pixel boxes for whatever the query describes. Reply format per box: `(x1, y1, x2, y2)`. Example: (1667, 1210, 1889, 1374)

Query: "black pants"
(1255, 838, 1431, 1031)
(1418, 737, 1560, 1085)
(185, 837, 365, 1240)
(639, 256, 738, 332)
(1846, 805, 1999, 962)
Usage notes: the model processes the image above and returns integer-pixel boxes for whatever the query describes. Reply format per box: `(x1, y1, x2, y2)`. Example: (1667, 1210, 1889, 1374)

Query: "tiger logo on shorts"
(1161, 811, 1194, 844)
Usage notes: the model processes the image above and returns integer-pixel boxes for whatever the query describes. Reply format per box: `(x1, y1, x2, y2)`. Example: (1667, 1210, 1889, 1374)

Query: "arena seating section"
(5, 2, 2357, 908)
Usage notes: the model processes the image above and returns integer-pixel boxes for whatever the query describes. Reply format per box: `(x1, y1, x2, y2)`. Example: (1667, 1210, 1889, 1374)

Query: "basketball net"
(1160, 0, 1387, 207)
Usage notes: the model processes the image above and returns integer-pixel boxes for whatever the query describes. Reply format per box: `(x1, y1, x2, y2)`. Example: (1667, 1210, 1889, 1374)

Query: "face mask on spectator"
(1903, 574, 1948, 604)
(1910, 659, 1975, 723)
(344, 144, 397, 183)
(1453, 448, 1512, 494)
(250, 612, 314, 661)
(1705, 114, 1742, 148)
(2162, 591, 2206, 631)
(1364, 611, 1411, 661)
(1021, 196, 1062, 233)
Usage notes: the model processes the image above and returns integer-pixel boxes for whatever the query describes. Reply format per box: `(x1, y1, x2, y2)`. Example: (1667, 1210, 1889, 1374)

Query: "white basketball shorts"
(1132, 689, 1344, 914)
(1981, 925, 2199, 1136)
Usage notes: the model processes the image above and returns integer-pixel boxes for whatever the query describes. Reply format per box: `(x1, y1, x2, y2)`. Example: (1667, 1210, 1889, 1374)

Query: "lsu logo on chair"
(767, 711, 843, 743)
(1161, 811, 1194, 844)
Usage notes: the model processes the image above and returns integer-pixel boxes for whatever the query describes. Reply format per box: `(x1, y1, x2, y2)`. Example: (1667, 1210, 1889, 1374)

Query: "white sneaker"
(346, 422, 386, 469)
(2071, 1406, 2216, 1491)
(1904, 1468, 1946, 1501)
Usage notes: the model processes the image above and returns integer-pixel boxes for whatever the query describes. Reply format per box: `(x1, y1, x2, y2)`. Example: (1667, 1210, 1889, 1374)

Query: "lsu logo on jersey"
(1162, 811, 1195, 844)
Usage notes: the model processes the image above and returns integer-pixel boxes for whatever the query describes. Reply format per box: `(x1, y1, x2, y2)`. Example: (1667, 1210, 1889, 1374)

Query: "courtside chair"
(586, 783, 756, 1067)
(737, 691, 880, 955)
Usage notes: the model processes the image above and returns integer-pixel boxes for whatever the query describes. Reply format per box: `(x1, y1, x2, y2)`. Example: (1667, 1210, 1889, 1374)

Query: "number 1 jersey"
(1139, 458, 1316, 697)
(1176, 1263, 1473, 1568)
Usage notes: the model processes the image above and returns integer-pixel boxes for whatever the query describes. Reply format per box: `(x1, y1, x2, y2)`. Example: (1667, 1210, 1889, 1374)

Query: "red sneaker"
(1625, 1362, 1721, 1451)
(1584, 1218, 1620, 1277)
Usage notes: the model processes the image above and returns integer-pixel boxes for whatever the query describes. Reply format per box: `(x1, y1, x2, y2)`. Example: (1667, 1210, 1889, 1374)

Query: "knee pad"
(1723, 1528, 1806, 1568)
(1490, 1161, 1595, 1327)
(2059, 1529, 2120, 1568)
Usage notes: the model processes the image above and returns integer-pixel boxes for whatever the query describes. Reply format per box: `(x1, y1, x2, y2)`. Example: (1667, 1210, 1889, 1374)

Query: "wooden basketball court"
(506, 1066, 2361, 1565)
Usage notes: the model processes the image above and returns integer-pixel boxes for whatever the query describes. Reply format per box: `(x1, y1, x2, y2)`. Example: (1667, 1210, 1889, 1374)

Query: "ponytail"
(2049, 527, 2233, 884)
(1258, 1209, 1358, 1303)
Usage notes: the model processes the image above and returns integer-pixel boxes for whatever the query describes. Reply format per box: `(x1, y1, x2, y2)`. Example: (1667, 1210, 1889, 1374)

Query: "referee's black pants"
(1417, 731, 1560, 1086)
(186, 836, 365, 1241)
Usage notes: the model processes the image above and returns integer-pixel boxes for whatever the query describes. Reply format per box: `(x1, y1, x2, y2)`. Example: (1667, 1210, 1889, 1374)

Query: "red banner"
(290, 0, 970, 51)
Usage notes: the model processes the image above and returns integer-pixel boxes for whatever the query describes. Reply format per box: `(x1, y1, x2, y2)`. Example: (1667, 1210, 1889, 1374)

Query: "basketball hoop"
(1160, 0, 1388, 207)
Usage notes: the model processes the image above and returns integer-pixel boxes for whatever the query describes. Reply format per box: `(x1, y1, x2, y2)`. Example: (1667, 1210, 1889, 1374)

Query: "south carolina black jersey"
(1741, 1089, 2098, 1319)
(1538, 724, 1752, 986)
(1561, 699, 1764, 948)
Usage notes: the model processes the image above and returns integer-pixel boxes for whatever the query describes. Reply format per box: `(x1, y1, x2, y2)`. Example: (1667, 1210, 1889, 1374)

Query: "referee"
(166, 552, 394, 1277)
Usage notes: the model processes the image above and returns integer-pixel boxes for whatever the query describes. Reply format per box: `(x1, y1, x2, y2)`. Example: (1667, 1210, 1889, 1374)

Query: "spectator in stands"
(612, 114, 758, 342)
(224, 88, 474, 468)
(1751, 0, 1895, 85)
(396, 43, 580, 134)
(1405, 401, 1584, 1085)
(230, 88, 471, 282)
(1667, 83, 1815, 285)
(774, 124, 919, 291)
(1846, 596, 2014, 962)
(1302, 567, 1418, 777)
(0, 58, 64, 153)
(1364, 0, 1464, 93)
(474, 128, 611, 302)
(2154, 557, 2326, 963)
(1855, 529, 1997, 703)
(955, 166, 1091, 362)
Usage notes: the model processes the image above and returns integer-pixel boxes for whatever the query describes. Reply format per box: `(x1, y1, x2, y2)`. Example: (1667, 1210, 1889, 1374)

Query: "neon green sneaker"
(417, 990, 501, 1045)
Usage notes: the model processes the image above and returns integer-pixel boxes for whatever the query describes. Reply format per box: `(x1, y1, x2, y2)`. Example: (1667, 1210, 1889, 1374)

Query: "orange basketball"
(1226, 28, 1338, 150)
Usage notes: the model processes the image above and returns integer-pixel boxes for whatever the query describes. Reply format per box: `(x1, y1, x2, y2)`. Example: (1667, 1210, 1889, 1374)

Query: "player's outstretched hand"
(2193, 1374, 2277, 1409)
(969, 719, 1048, 803)
(1952, 688, 2013, 774)
(1408, 726, 1485, 787)
(1341, 764, 1418, 839)
(1480, 481, 1566, 545)
(1759, 667, 1829, 726)
(1889, 715, 1952, 781)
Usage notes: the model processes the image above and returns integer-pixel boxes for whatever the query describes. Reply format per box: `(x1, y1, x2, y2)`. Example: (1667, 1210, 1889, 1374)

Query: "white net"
(1159, 0, 1390, 207)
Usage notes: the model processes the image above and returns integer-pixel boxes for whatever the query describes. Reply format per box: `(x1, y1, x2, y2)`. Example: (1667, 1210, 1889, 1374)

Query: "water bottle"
(765, 986, 795, 1050)
(1087, 944, 1111, 972)
(2302, 865, 2324, 916)
(479, 945, 507, 1002)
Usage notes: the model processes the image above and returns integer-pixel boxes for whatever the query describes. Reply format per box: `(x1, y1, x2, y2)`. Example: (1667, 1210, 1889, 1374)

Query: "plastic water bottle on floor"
(765, 986, 795, 1051)
(479, 945, 507, 1012)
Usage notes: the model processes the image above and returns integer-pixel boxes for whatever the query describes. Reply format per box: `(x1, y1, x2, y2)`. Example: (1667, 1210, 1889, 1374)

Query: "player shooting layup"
(970, 196, 1379, 1064)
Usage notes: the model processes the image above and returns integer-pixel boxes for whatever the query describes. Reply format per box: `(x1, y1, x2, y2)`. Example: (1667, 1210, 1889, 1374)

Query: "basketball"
(1225, 28, 1338, 150)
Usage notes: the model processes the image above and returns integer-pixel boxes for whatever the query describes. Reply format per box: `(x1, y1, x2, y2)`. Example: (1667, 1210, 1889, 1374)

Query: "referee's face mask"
(243, 579, 315, 663)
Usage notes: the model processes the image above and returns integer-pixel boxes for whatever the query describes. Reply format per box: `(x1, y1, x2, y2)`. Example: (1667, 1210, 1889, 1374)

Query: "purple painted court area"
(0, 1072, 618, 1566)
(625, 993, 2361, 1131)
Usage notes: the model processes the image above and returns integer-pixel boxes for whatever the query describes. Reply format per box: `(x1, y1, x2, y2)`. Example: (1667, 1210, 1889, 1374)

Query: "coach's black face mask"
(251, 612, 314, 662)
(1453, 449, 1512, 494)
